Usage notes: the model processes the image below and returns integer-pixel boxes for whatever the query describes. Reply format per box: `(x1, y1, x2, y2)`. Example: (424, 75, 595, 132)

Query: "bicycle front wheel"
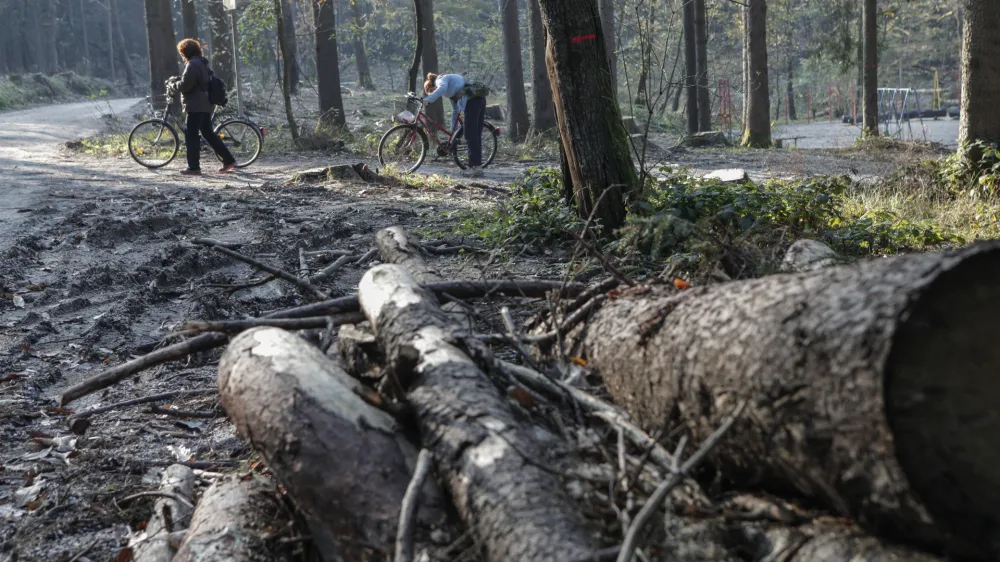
(453, 122, 499, 170)
(378, 124, 428, 173)
(214, 119, 263, 168)
(128, 119, 179, 168)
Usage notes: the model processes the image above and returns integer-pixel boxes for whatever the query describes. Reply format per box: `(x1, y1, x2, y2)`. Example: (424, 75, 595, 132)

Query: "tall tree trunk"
(503, 0, 530, 141)
(862, 0, 878, 136)
(959, 0, 1000, 146)
(742, 2, 749, 127)
(419, 0, 444, 127)
(281, 0, 300, 95)
(741, 0, 770, 147)
(694, 0, 711, 131)
(787, 60, 797, 120)
(207, 0, 233, 85)
(537, 0, 638, 232)
(111, 0, 136, 87)
(635, 1, 656, 107)
(683, 0, 698, 135)
(274, 0, 300, 140)
(528, 0, 555, 131)
(574, 244, 1000, 560)
(143, 0, 178, 101)
(314, 0, 345, 128)
(350, 0, 375, 90)
(407, 0, 423, 94)
(40, 0, 59, 73)
(181, 0, 198, 39)
(106, 0, 116, 81)
(598, 0, 616, 84)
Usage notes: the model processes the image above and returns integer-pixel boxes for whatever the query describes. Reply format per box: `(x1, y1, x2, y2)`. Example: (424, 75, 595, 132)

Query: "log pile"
(65, 228, 1000, 561)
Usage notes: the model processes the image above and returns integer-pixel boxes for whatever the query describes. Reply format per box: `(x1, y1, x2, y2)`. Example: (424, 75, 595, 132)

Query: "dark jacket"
(178, 56, 213, 114)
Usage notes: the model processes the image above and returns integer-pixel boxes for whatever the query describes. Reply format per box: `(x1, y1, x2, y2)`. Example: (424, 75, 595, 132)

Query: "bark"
(281, 0, 300, 95)
(959, 0, 1000, 145)
(683, 0, 698, 134)
(273, 0, 300, 140)
(181, 0, 198, 40)
(111, 0, 136, 87)
(219, 328, 438, 559)
(694, 0, 711, 132)
(173, 474, 284, 562)
(503, 0, 530, 141)
(529, 0, 556, 131)
(741, 0, 770, 147)
(418, 0, 444, 126)
(350, 0, 375, 90)
(131, 465, 195, 562)
(537, 0, 639, 231)
(598, 0, 616, 84)
(575, 243, 1000, 559)
(207, 0, 233, 85)
(314, 0, 346, 128)
(107, 1, 117, 82)
(786, 61, 797, 121)
(358, 265, 594, 561)
(862, 0, 878, 137)
(40, 0, 58, 74)
(143, 0, 178, 100)
(407, 0, 423, 94)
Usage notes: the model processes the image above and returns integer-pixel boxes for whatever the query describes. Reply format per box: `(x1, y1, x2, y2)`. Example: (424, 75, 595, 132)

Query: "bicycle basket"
(406, 97, 422, 114)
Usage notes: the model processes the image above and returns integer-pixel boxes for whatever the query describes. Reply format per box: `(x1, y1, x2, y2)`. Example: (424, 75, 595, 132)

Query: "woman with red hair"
(173, 39, 236, 176)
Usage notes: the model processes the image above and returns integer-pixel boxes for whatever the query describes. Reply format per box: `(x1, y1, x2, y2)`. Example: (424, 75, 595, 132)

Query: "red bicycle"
(377, 93, 499, 173)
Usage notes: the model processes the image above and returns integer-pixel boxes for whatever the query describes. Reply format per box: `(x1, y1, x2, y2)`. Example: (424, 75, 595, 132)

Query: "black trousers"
(185, 112, 236, 171)
(464, 96, 487, 167)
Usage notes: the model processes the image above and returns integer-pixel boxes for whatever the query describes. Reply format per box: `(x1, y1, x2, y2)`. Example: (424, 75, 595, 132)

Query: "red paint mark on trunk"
(571, 34, 596, 44)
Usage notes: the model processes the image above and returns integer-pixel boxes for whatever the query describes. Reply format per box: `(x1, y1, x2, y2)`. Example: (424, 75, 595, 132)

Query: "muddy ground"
(0, 95, 946, 562)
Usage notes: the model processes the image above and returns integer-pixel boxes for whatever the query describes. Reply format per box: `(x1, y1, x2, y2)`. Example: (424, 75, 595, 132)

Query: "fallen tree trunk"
(173, 474, 283, 562)
(575, 243, 1000, 559)
(219, 328, 445, 560)
(131, 464, 195, 562)
(359, 265, 594, 561)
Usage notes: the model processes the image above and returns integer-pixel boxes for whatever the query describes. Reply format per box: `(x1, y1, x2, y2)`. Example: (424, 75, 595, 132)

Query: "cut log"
(702, 168, 749, 183)
(621, 116, 641, 134)
(686, 130, 730, 147)
(131, 464, 195, 562)
(376, 226, 440, 284)
(575, 243, 1000, 559)
(219, 327, 443, 559)
(359, 264, 594, 561)
(780, 239, 838, 273)
(172, 474, 284, 562)
(485, 104, 505, 121)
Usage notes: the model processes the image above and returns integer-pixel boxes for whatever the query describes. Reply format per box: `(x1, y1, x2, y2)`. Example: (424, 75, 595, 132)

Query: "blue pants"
(186, 112, 236, 171)
(464, 97, 487, 167)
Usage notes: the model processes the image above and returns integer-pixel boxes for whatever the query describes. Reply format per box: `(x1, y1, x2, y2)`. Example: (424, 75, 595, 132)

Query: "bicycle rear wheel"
(128, 119, 179, 168)
(452, 122, 499, 170)
(378, 124, 428, 173)
(214, 119, 263, 168)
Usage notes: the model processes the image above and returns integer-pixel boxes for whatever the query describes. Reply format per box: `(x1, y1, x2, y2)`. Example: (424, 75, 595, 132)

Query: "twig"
(523, 295, 608, 345)
(309, 254, 353, 284)
(118, 491, 195, 509)
(192, 239, 329, 300)
(353, 248, 378, 266)
(395, 449, 434, 562)
(149, 406, 222, 418)
(68, 537, 100, 562)
(60, 334, 229, 406)
(68, 389, 216, 422)
(183, 312, 365, 334)
(303, 249, 354, 257)
(422, 244, 482, 255)
(499, 360, 676, 472)
(615, 401, 748, 562)
(189, 237, 243, 249)
(571, 231, 635, 288)
(201, 274, 277, 291)
(500, 307, 546, 374)
(266, 280, 588, 319)
(298, 247, 309, 277)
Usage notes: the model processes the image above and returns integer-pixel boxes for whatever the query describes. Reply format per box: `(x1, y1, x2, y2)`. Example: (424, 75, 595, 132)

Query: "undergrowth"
(0, 72, 113, 110)
(458, 166, 960, 280)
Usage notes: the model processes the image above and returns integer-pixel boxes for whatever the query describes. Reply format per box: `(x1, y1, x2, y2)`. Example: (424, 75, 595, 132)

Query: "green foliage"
(455, 168, 583, 246)
(458, 166, 956, 280)
(938, 140, 1000, 199)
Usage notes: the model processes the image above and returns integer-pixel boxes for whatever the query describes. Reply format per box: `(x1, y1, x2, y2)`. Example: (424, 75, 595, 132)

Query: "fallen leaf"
(14, 482, 44, 508)
(12, 295, 25, 309)
(568, 357, 588, 367)
(673, 277, 692, 290)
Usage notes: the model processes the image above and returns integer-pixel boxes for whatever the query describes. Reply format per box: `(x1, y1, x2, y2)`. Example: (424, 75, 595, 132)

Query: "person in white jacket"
(423, 73, 487, 177)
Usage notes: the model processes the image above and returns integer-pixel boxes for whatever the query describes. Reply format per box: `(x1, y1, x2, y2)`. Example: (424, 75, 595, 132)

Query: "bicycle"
(128, 91, 265, 169)
(377, 93, 499, 173)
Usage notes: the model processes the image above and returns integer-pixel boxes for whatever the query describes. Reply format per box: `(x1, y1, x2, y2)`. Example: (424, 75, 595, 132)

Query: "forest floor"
(0, 94, 965, 561)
